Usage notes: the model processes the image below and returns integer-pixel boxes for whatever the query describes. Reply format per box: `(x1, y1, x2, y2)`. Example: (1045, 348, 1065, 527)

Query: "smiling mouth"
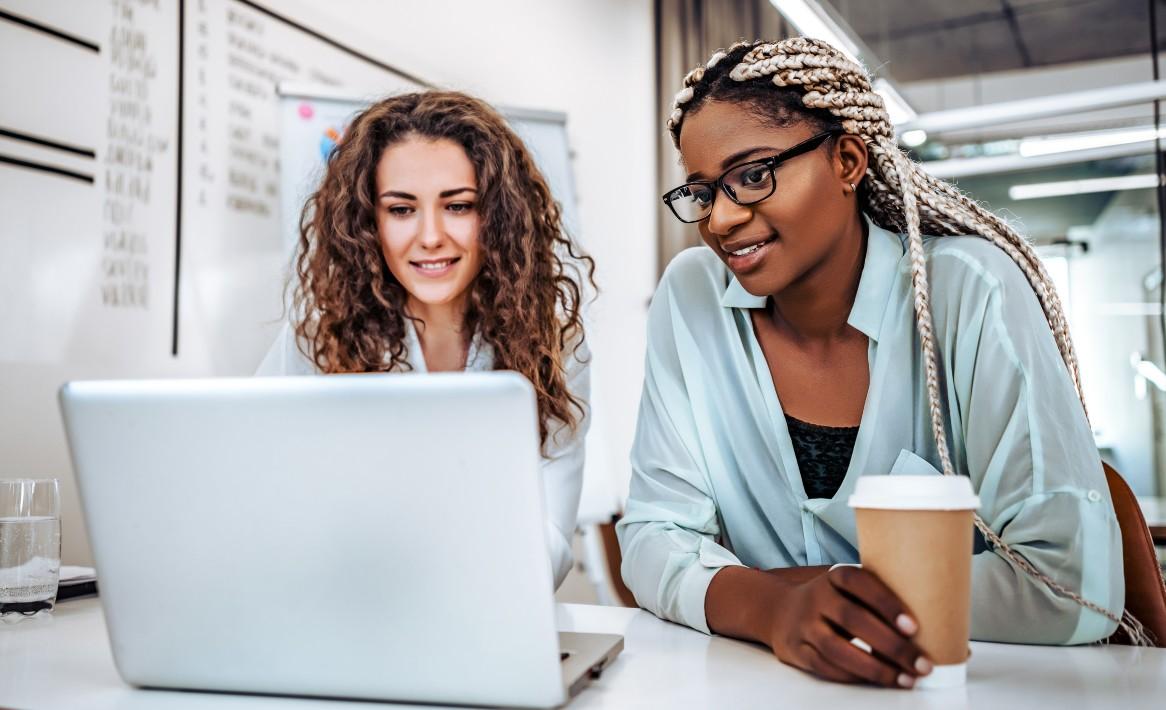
(410, 257, 461, 271)
(724, 235, 777, 257)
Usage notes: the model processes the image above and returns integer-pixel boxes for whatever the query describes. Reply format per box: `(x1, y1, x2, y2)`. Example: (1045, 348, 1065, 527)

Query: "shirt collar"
(720, 215, 905, 342)
(847, 217, 904, 342)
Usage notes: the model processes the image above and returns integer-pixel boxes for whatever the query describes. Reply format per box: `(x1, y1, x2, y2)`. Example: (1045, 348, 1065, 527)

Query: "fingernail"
(897, 673, 915, 689)
(896, 614, 918, 635)
(915, 657, 932, 675)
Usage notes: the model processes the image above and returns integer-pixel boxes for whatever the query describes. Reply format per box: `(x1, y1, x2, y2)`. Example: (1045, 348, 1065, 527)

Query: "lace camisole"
(784, 414, 859, 500)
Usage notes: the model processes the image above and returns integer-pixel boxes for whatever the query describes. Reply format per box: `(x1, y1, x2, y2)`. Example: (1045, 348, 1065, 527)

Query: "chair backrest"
(1103, 462, 1166, 646)
(599, 516, 637, 607)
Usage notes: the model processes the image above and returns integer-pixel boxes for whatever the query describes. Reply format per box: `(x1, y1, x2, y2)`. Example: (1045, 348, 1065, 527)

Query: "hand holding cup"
(766, 564, 933, 688)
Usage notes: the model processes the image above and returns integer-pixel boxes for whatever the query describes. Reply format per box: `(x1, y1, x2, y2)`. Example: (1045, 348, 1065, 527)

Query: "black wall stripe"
(0, 127, 96, 159)
(173, 0, 185, 356)
(0, 154, 94, 184)
(0, 9, 100, 53)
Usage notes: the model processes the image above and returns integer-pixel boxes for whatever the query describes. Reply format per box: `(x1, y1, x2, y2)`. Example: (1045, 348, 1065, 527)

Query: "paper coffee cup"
(849, 475, 980, 690)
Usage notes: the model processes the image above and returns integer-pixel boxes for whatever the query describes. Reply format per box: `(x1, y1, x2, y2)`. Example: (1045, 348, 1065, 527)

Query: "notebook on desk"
(56, 566, 98, 601)
(59, 373, 622, 708)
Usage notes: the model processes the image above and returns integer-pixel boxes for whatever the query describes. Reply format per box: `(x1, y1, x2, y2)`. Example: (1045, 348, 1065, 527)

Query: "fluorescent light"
(1008, 174, 1158, 201)
(923, 140, 1160, 178)
(769, 1, 917, 125)
(769, 0, 861, 64)
(901, 129, 928, 147)
(1019, 126, 1166, 157)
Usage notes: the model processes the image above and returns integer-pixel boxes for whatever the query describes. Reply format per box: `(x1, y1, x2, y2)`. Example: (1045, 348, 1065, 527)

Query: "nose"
(418, 207, 445, 249)
(705, 190, 751, 237)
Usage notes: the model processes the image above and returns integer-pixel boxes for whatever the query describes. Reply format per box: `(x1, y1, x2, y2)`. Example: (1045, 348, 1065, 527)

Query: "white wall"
(268, 0, 657, 518)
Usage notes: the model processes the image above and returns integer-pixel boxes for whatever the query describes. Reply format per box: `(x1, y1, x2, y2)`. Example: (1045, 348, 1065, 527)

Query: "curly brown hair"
(292, 90, 596, 447)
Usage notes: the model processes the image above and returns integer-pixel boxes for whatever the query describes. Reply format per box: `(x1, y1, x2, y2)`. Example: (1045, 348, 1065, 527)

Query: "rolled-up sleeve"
(617, 273, 743, 634)
(938, 247, 1124, 644)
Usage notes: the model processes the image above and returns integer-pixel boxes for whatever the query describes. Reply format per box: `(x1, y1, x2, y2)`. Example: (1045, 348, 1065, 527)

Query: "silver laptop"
(59, 373, 622, 708)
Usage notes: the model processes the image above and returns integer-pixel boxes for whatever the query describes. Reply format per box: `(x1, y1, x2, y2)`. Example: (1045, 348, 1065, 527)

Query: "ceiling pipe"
(900, 81, 1166, 135)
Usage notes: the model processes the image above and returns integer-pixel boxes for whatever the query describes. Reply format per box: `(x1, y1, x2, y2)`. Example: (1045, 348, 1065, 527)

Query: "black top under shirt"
(784, 414, 859, 499)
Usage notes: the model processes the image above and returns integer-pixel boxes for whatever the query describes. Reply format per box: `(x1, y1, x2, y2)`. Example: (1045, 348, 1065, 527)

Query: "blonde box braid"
(668, 37, 1151, 645)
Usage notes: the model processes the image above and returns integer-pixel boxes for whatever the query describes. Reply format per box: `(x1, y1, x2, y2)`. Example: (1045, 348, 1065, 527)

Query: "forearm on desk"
(705, 565, 830, 644)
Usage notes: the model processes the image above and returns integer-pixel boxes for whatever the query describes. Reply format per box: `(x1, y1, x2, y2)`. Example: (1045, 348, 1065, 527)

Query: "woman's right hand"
(766, 565, 932, 688)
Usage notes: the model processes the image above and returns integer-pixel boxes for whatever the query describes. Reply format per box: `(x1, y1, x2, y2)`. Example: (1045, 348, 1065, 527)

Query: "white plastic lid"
(848, 475, 980, 511)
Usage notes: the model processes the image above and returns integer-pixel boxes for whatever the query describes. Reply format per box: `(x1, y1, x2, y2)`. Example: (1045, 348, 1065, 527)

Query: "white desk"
(1139, 497, 1166, 545)
(3, 598, 1165, 709)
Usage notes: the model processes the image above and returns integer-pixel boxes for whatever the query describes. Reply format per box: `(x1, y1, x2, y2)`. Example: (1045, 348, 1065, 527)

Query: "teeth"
(417, 260, 454, 270)
(731, 242, 765, 256)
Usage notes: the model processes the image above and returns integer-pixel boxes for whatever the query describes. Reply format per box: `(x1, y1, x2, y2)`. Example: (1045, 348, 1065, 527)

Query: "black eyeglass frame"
(661, 128, 844, 224)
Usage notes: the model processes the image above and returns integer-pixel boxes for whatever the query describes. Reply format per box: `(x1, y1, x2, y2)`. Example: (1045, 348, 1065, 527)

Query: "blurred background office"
(2, 0, 1163, 603)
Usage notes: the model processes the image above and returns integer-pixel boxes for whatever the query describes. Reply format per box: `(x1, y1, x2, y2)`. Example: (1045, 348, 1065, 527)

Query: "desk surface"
(2, 598, 1165, 709)
(1139, 497, 1166, 547)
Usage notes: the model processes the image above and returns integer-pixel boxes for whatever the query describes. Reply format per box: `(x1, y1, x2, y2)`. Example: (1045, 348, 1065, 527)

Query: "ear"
(833, 134, 868, 189)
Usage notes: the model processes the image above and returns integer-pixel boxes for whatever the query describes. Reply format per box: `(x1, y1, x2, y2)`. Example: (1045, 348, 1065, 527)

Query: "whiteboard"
(1, 0, 178, 368)
(1, 0, 422, 369)
(0, 0, 424, 564)
(178, 0, 421, 373)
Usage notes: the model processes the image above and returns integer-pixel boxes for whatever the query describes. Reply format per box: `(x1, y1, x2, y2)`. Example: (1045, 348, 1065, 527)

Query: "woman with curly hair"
(258, 91, 595, 590)
(618, 36, 1146, 689)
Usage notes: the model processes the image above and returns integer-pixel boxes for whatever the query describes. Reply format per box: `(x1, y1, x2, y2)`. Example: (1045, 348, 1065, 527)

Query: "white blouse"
(256, 319, 590, 590)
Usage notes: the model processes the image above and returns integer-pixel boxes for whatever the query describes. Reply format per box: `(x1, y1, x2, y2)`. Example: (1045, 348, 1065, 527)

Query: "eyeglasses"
(661, 129, 843, 224)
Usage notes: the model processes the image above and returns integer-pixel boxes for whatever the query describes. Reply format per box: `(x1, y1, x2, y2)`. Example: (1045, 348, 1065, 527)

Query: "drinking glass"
(0, 479, 61, 622)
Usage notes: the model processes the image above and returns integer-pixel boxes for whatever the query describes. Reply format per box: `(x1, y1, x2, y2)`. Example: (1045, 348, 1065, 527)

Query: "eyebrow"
(378, 187, 478, 200)
(685, 146, 780, 181)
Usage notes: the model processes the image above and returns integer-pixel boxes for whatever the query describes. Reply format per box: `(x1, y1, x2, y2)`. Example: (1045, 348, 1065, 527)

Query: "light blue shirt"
(617, 218, 1123, 644)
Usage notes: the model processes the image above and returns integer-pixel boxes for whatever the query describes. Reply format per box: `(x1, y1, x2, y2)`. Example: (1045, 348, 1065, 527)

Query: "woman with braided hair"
(257, 91, 595, 590)
(617, 37, 1137, 688)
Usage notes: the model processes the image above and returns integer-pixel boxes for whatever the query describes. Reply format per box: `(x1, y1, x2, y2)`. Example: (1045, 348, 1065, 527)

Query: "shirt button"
(1087, 489, 1102, 503)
